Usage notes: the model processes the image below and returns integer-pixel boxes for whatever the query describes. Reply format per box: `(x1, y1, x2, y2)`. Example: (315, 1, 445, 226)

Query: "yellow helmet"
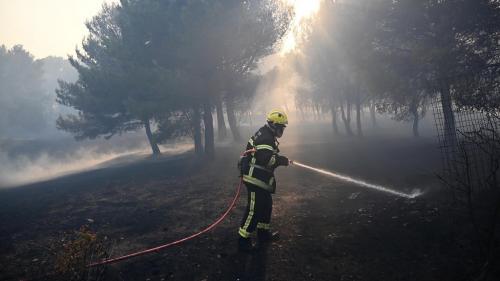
(266, 109, 288, 126)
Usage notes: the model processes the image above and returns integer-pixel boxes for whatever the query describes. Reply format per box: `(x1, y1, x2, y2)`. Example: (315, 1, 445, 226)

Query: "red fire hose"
(88, 178, 243, 267)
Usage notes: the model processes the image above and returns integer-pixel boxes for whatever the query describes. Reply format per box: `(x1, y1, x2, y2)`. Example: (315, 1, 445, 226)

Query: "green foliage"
(56, 0, 287, 154)
(375, 0, 500, 112)
(299, 0, 500, 132)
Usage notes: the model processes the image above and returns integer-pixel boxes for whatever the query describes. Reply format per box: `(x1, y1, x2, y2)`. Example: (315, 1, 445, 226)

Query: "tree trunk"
(340, 102, 354, 136)
(355, 91, 363, 137)
(413, 114, 420, 137)
(203, 102, 215, 159)
(144, 118, 161, 156)
(330, 101, 339, 135)
(440, 85, 459, 199)
(215, 95, 227, 141)
(369, 102, 377, 128)
(347, 99, 352, 123)
(226, 96, 242, 141)
(440, 85, 457, 147)
(193, 106, 203, 156)
(410, 97, 420, 137)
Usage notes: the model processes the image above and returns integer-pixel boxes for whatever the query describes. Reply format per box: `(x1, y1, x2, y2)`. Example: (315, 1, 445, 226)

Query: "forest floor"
(0, 133, 491, 281)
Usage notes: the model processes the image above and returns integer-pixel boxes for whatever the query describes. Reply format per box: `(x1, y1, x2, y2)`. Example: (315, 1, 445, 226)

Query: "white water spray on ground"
(293, 161, 423, 199)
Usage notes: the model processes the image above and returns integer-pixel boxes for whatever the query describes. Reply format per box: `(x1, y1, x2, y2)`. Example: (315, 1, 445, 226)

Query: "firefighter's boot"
(238, 237, 254, 253)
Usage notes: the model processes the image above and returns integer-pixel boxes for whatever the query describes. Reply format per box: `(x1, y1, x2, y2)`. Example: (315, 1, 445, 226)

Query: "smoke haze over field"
(0, 0, 437, 188)
(1, 0, 497, 187)
(0, 139, 193, 188)
(0, 147, 146, 188)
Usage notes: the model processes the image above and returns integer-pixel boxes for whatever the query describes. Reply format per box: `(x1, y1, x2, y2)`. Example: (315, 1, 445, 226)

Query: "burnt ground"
(0, 134, 492, 281)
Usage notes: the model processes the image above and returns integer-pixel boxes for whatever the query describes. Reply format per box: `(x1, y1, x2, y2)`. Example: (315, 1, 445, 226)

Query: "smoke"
(0, 141, 193, 188)
(253, 0, 323, 124)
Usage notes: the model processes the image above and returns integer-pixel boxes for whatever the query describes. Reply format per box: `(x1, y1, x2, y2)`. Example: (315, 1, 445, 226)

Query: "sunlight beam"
(278, 0, 321, 55)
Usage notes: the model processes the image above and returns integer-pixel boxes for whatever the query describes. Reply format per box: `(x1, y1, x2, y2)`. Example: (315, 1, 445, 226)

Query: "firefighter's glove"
(277, 155, 289, 166)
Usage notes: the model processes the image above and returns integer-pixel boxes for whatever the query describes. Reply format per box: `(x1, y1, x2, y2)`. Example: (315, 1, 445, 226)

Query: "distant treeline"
(0, 46, 77, 138)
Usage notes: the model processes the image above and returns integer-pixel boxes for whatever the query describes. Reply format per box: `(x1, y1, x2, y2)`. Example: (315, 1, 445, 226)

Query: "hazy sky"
(0, 0, 117, 59)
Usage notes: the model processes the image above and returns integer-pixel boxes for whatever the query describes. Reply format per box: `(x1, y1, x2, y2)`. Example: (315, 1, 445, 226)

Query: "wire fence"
(432, 97, 500, 202)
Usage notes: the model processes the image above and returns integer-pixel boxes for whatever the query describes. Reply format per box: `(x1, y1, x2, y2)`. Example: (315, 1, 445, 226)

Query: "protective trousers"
(238, 183, 272, 238)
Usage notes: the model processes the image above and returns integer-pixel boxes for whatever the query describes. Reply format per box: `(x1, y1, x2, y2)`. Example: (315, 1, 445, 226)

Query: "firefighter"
(238, 109, 291, 252)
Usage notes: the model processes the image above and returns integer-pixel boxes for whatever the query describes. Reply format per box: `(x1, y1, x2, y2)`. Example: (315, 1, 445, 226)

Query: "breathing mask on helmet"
(267, 121, 286, 138)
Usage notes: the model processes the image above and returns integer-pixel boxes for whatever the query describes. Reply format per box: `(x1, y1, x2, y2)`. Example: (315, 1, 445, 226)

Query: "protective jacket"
(241, 124, 288, 193)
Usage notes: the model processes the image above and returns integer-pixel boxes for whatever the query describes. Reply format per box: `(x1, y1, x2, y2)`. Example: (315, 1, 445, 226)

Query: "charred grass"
(0, 137, 495, 280)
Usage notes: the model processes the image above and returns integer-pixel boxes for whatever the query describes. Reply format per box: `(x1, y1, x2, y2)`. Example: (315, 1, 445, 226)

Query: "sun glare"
(279, 0, 321, 55)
